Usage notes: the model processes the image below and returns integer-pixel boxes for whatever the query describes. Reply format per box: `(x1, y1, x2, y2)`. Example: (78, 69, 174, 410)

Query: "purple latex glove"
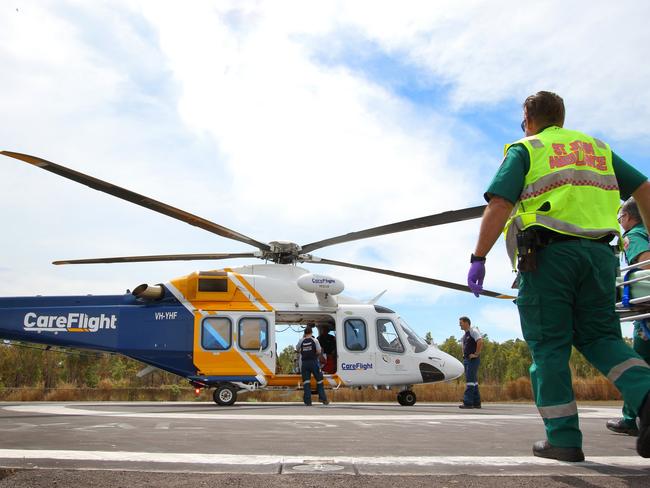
(467, 261, 485, 297)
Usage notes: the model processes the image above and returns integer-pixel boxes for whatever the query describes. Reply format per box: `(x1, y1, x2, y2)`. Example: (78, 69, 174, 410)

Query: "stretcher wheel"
(213, 384, 237, 406)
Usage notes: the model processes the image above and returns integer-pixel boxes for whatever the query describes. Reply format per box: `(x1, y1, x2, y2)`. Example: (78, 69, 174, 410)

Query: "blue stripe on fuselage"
(0, 291, 196, 377)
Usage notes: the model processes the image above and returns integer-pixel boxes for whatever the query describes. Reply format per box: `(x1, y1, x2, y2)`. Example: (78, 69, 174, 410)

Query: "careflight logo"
(341, 362, 373, 371)
(23, 312, 118, 333)
(312, 277, 335, 285)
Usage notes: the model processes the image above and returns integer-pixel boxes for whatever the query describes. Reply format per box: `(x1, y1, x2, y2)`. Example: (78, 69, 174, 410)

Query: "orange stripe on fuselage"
(225, 268, 273, 311)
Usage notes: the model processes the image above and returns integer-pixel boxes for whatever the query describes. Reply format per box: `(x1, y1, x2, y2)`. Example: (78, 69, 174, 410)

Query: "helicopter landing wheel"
(397, 390, 416, 406)
(213, 384, 238, 406)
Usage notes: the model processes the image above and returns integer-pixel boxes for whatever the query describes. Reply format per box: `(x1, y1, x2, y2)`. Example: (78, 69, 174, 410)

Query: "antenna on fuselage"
(367, 290, 388, 304)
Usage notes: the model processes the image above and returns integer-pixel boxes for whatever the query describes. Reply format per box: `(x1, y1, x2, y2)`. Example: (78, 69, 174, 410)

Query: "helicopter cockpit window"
(201, 317, 232, 351)
(238, 317, 269, 350)
(376, 319, 405, 353)
(344, 318, 367, 351)
(398, 318, 429, 353)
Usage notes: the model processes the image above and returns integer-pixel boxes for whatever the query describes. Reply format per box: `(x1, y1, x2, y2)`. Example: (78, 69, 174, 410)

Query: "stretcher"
(616, 258, 650, 338)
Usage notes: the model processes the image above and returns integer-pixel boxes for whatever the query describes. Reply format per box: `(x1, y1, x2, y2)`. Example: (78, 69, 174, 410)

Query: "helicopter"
(0, 151, 513, 406)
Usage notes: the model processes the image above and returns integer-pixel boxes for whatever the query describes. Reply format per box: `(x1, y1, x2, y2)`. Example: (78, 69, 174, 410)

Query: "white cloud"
(334, 0, 650, 140)
(1, 0, 646, 333)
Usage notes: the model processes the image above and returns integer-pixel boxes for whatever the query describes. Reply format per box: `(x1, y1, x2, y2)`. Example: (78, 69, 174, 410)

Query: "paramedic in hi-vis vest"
(296, 326, 329, 406)
(607, 197, 650, 436)
(466, 91, 650, 462)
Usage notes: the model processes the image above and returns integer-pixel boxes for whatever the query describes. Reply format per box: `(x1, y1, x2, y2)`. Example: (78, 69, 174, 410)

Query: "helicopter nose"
(445, 355, 464, 381)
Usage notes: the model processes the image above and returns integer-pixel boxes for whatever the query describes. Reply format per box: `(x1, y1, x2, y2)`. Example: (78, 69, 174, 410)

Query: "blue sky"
(1, 0, 650, 350)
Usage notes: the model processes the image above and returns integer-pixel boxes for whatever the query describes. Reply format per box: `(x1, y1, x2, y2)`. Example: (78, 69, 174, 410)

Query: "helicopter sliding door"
(236, 313, 276, 378)
(336, 310, 375, 385)
(193, 311, 276, 381)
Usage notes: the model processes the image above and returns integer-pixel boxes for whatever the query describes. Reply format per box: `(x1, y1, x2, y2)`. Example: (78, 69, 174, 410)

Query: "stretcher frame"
(616, 259, 650, 333)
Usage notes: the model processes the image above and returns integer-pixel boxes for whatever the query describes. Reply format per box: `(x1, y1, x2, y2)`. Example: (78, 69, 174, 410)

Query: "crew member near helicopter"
(607, 197, 650, 436)
(459, 316, 482, 409)
(466, 90, 650, 461)
(296, 326, 329, 406)
(317, 324, 337, 374)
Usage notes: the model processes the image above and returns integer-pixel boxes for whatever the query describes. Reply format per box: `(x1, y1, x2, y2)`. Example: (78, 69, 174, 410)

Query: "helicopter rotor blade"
(2, 151, 271, 252)
(300, 205, 487, 254)
(303, 256, 515, 300)
(53, 252, 259, 265)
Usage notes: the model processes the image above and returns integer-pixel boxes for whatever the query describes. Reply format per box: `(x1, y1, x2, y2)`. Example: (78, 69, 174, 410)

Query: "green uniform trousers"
(622, 324, 650, 425)
(517, 238, 650, 448)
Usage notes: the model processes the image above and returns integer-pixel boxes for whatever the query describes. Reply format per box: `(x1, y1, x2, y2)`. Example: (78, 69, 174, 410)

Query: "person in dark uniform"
(296, 326, 329, 406)
(317, 324, 337, 374)
(458, 316, 483, 409)
(607, 197, 650, 435)
(466, 90, 650, 461)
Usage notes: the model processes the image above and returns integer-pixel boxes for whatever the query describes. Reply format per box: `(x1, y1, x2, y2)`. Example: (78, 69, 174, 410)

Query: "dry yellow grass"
(0, 376, 624, 403)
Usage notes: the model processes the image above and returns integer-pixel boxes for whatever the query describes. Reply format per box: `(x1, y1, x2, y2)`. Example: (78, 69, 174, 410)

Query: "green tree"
(277, 345, 297, 374)
(0, 343, 43, 387)
(424, 331, 433, 345)
(570, 347, 600, 378)
(439, 336, 462, 360)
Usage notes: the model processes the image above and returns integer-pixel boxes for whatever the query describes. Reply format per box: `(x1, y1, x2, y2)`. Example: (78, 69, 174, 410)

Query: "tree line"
(433, 334, 607, 383)
(0, 334, 611, 390)
(258, 334, 605, 384)
(0, 343, 182, 389)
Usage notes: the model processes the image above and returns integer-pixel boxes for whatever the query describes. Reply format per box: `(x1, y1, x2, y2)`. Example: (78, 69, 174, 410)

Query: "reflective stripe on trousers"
(607, 358, 650, 383)
(301, 359, 328, 404)
(538, 401, 578, 419)
(463, 358, 481, 406)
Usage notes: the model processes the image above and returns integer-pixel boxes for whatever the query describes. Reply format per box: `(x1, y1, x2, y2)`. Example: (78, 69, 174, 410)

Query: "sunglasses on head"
(521, 120, 525, 132)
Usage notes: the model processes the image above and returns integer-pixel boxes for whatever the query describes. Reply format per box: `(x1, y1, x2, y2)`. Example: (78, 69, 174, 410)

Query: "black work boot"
(637, 394, 650, 457)
(533, 440, 585, 462)
(606, 418, 639, 436)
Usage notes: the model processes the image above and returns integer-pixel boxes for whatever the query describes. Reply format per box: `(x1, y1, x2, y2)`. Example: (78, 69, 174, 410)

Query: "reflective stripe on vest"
(520, 169, 619, 201)
(503, 127, 621, 268)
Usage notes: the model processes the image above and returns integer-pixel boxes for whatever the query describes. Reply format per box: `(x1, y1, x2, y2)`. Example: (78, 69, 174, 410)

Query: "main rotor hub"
(266, 241, 302, 264)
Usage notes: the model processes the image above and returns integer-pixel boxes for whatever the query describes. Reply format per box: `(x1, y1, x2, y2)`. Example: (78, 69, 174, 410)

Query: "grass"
(0, 376, 622, 403)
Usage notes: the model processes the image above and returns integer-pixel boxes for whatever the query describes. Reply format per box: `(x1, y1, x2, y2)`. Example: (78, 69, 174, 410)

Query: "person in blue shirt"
(296, 326, 329, 406)
(459, 316, 483, 409)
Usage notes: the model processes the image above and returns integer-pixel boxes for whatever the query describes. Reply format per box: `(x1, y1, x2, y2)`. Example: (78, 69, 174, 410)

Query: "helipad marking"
(0, 449, 647, 469)
(2, 404, 622, 421)
(292, 464, 346, 472)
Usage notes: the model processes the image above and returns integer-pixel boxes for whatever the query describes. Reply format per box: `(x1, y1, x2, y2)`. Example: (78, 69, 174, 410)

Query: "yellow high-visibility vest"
(503, 126, 620, 268)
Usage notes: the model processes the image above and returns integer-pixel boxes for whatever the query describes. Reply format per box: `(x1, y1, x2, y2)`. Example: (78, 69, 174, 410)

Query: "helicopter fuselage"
(0, 264, 464, 405)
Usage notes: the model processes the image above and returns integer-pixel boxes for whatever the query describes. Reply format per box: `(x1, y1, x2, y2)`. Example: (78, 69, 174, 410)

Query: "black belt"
(536, 229, 612, 246)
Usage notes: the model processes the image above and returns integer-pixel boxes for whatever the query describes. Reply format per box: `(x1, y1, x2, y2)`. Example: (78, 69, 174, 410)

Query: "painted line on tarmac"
(2, 404, 621, 421)
(0, 449, 648, 468)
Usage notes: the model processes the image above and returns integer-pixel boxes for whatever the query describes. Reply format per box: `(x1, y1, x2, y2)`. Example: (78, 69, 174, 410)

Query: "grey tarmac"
(0, 401, 648, 487)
